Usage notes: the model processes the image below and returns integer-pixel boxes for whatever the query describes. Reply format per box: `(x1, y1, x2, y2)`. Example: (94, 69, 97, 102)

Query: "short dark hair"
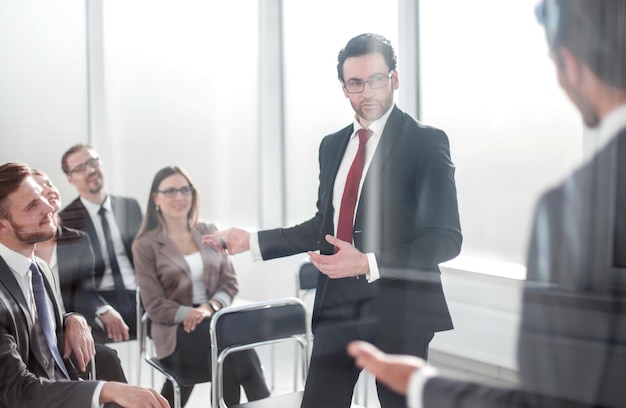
(540, 0, 626, 90)
(61, 143, 94, 174)
(0, 162, 32, 220)
(337, 33, 397, 83)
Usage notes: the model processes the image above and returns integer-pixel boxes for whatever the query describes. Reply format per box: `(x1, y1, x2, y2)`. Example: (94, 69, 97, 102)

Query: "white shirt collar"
(593, 103, 626, 152)
(0, 242, 34, 279)
(80, 195, 111, 217)
(351, 104, 395, 138)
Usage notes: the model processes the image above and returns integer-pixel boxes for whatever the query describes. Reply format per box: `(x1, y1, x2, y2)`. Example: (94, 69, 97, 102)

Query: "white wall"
(433, 257, 524, 382)
(0, 0, 88, 202)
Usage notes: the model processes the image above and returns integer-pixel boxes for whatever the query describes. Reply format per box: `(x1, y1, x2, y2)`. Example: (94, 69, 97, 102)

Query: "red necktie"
(336, 128, 372, 250)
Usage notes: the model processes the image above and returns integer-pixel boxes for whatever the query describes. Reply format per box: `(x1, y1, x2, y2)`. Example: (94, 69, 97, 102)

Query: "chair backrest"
(210, 298, 310, 408)
(295, 260, 319, 298)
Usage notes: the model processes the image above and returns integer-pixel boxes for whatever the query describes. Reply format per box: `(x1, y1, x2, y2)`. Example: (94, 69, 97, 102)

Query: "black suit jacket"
(0, 256, 99, 408)
(59, 195, 143, 284)
(54, 226, 129, 380)
(55, 225, 107, 327)
(422, 129, 626, 408)
(258, 106, 462, 338)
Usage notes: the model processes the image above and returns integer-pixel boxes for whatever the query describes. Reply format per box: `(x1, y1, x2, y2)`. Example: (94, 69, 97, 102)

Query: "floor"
(107, 339, 517, 408)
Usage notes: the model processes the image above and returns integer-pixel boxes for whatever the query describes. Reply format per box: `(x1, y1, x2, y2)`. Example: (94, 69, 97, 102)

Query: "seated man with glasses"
(59, 143, 143, 342)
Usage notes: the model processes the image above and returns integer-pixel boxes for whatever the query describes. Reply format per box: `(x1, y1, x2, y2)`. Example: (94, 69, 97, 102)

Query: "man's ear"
(392, 70, 399, 90)
(0, 218, 11, 234)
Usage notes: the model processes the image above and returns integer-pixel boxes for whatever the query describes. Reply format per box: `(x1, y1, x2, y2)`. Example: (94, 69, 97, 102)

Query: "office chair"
(141, 308, 206, 408)
(210, 297, 310, 408)
(295, 259, 319, 300)
(291, 260, 318, 389)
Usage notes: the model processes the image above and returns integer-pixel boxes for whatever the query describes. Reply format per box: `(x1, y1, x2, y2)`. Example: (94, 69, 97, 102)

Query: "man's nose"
(362, 82, 377, 96)
(41, 197, 54, 213)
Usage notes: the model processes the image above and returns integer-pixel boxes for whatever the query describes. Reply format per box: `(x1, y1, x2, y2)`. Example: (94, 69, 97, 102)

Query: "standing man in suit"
(0, 161, 168, 407)
(59, 143, 143, 340)
(349, 1, 626, 407)
(205, 33, 462, 407)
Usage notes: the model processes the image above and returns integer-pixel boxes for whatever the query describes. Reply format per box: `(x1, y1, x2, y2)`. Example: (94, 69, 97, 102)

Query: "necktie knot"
(98, 206, 106, 217)
(357, 128, 372, 145)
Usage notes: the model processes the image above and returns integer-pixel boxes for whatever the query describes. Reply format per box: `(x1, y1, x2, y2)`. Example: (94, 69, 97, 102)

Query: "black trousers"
(97, 289, 137, 340)
(301, 308, 434, 408)
(76, 343, 128, 382)
(159, 319, 270, 407)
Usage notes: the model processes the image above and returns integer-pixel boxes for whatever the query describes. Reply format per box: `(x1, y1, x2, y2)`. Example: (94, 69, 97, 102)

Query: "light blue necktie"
(30, 262, 70, 379)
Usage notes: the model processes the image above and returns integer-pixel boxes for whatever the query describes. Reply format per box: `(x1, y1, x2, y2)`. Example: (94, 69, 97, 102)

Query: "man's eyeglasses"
(68, 157, 100, 176)
(343, 71, 393, 94)
(156, 186, 194, 198)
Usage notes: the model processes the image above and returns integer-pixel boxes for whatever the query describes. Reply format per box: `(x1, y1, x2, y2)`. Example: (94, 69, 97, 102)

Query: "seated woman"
(132, 165, 270, 407)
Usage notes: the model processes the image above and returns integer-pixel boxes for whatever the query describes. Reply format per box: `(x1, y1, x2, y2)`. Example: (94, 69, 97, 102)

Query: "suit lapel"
(0, 256, 63, 378)
(111, 196, 129, 238)
(362, 106, 404, 189)
(0, 257, 33, 328)
(157, 235, 192, 279)
(355, 107, 404, 231)
(193, 227, 210, 264)
(69, 199, 105, 281)
(111, 196, 138, 265)
(322, 126, 353, 235)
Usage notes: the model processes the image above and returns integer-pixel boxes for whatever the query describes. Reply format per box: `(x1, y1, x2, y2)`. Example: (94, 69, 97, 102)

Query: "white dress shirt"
(250, 104, 397, 283)
(80, 196, 137, 291)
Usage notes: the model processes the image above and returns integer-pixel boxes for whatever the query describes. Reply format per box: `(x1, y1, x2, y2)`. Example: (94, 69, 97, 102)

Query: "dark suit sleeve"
(379, 129, 462, 273)
(423, 377, 588, 408)
(258, 217, 322, 260)
(112, 197, 143, 266)
(0, 303, 98, 407)
(57, 228, 107, 326)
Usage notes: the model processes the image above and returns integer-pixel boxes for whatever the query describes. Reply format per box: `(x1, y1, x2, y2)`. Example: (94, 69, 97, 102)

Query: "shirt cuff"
(93, 381, 104, 408)
(96, 305, 114, 316)
(175, 305, 193, 323)
(366, 252, 380, 283)
(212, 291, 232, 308)
(407, 365, 438, 408)
(250, 232, 263, 262)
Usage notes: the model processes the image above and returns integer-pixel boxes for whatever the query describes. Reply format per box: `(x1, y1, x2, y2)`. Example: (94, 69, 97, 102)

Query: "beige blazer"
(132, 221, 238, 358)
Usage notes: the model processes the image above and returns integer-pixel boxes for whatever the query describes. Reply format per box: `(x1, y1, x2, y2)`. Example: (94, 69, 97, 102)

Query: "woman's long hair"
(135, 165, 199, 240)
